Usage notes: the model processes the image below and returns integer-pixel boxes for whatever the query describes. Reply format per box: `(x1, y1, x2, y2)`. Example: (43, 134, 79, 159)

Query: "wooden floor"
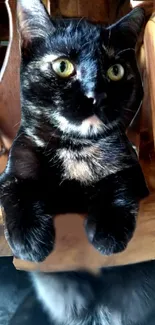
(1, 150, 155, 271)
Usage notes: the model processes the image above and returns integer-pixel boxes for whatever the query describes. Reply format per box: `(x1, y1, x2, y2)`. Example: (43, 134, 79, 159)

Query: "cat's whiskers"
(107, 27, 112, 50)
(81, 40, 95, 50)
(76, 17, 85, 31)
(124, 107, 135, 113)
(115, 48, 135, 57)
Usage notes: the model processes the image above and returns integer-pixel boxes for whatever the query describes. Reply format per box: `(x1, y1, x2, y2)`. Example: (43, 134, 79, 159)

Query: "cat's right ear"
(17, 0, 54, 50)
(107, 7, 145, 49)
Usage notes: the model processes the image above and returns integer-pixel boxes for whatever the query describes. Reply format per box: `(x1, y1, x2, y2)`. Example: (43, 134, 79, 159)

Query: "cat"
(0, 0, 148, 262)
(31, 260, 155, 325)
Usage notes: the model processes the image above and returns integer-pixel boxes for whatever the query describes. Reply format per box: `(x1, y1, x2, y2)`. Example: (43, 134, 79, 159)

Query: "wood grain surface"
(144, 13, 155, 147)
(0, 0, 21, 149)
(0, 209, 11, 257)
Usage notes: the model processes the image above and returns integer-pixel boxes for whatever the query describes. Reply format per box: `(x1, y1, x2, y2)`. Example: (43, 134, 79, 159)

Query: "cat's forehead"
(47, 18, 102, 53)
(53, 18, 100, 36)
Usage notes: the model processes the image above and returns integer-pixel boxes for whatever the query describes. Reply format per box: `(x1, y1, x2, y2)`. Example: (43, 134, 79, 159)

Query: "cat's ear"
(109, 7, 145, 48)
(17, 0, 54, 49)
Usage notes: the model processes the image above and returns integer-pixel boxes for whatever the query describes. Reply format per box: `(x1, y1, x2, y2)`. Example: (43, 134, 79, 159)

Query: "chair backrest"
(0, 0, 21, 151)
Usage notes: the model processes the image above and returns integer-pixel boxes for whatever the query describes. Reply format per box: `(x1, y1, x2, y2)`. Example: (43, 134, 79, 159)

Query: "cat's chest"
(55, 143, 122, 185)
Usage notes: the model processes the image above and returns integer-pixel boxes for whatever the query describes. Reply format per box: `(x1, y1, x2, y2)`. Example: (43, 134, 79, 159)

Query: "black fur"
(32, 261, 155, 325)
(0, 0, 148, 262)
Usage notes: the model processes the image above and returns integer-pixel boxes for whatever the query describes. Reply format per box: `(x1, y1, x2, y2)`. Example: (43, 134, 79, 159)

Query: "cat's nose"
(86, 92, 96, 105)
(86, 91, 107, 105)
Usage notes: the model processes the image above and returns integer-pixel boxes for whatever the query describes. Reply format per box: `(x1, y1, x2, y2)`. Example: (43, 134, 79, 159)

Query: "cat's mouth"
(81, 114, 103, 130)
(52, 111, 109, 137)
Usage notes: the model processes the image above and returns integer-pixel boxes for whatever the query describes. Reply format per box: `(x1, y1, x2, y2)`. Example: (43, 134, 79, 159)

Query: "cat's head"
(18, 0, 145, 139)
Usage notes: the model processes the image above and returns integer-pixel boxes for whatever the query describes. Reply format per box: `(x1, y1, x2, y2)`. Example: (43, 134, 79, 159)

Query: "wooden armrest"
(144, 14, 155, 148)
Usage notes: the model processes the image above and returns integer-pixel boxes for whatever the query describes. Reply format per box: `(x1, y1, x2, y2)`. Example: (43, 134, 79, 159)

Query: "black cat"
(0, 0, 148, 262)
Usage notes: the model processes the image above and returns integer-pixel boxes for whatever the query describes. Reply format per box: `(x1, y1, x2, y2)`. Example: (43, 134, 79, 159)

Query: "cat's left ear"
(108, 7, 145, 48)
(17, 0, 54, 49)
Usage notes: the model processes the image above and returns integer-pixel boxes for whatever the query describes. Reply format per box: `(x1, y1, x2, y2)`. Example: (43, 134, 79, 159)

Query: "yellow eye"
(107, 64, 124, 81)
(52, 58, 75, 78)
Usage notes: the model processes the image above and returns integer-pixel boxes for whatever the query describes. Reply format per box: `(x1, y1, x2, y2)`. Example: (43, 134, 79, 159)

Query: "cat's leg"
(85, 165, 149, 255)
(0, 132, 55, 262)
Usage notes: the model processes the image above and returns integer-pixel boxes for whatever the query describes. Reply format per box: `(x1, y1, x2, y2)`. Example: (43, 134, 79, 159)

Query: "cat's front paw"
(3, 202, 55, 262)
(85, 206, 136, 255)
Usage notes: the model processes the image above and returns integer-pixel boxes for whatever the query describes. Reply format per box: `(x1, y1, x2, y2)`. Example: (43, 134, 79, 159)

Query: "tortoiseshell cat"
(0, 0, 148, 263)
